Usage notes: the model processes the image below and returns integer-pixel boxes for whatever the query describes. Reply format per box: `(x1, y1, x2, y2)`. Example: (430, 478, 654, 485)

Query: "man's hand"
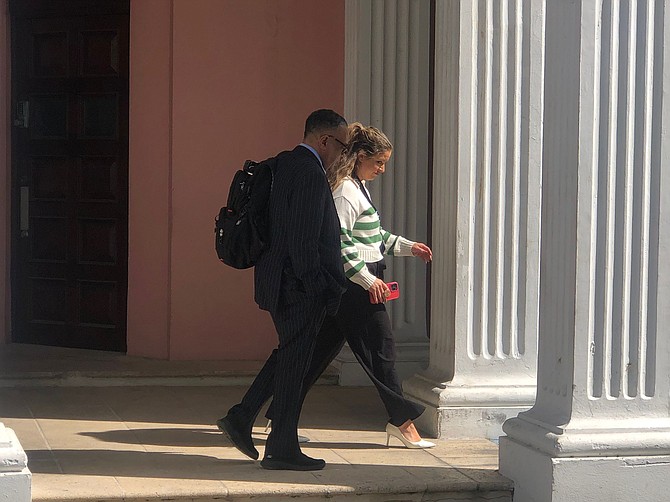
(411, 242, 432, 263)
(368, 278, 390, 304)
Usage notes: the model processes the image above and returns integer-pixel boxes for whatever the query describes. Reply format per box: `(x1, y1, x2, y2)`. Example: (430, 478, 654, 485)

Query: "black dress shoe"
(260, 452, 326, 471)
(216, 415, 258, 460)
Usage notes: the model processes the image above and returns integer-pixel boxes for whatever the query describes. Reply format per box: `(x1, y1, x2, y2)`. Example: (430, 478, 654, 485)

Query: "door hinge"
(14, 101, 29, 128)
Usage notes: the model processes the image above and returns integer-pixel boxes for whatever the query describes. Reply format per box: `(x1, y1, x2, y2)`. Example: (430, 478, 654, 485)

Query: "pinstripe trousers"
(227, 295, 327, 458)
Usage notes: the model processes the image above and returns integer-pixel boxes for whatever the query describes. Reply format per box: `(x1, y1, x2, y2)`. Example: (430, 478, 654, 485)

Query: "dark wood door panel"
(10, 1, 130, 19)
(11, 2, 129, 352)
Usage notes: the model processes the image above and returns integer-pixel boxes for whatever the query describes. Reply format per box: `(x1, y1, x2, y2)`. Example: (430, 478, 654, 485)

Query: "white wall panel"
(344, 0, 431, 343)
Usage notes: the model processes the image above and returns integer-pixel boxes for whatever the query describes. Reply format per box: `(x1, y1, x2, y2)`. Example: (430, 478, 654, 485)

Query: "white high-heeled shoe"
(385, 423, 435, 449)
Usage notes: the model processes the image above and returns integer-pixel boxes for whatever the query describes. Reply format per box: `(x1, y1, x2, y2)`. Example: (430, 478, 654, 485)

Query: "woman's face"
(354, 150, 392, 182)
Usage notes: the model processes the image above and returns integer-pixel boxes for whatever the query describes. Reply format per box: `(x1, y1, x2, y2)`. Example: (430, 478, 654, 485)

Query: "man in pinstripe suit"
(218, 110, 349, 471)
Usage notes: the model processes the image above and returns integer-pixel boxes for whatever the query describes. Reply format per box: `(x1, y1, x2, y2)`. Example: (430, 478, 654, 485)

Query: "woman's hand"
(368, 278, 390, 304)
(411, 242, 433, 263)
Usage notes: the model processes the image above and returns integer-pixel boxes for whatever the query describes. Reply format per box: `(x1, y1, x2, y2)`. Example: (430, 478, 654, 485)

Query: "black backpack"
(215, 156, 278, 269)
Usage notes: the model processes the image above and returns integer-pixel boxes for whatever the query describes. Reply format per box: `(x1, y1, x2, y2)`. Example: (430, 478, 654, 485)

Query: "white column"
(500, 0, 670, 500)
(403, 0, 545, 439)
(339, 0, 432, 384)
(0, 424, 30, 502)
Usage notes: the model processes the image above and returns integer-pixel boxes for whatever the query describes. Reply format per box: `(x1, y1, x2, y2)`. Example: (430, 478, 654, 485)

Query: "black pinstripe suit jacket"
(254, 145, 347, 315)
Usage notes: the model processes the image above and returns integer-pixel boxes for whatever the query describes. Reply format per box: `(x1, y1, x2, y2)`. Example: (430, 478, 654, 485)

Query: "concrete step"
(0, 385, 512, 502)
(28, 447, 512, 502)
(0, 345, 513, 501)
(0, 343, 339, 387)
(32, 479, 513, 502)
(0, 366, 339, 387)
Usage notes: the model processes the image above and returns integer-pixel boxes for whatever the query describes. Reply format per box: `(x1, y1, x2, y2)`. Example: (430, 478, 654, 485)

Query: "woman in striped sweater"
(327, 123, 435, 449)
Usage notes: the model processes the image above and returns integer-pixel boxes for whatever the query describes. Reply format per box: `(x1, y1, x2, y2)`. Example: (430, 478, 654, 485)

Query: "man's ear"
(314, 134, 329, 154)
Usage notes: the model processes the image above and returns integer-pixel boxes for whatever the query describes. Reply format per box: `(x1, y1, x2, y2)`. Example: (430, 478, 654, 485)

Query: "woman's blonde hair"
(326, 122, 393, 190)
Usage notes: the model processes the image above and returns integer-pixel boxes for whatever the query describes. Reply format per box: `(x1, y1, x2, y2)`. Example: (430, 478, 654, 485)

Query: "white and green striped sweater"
(332, 177, 415, 290)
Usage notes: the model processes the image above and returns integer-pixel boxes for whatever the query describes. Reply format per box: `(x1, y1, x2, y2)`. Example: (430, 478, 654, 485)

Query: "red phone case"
(369, 282, 400, 302)
(386, 282, 400, 300)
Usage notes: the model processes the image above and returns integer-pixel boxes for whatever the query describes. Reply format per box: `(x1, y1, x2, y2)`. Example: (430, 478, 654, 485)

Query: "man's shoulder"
(277, 145, 318, 166)
(275, 146, 323, 182)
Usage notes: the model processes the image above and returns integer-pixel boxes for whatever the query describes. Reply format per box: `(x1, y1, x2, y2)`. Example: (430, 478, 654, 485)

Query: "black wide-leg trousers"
(335, 264, 424, 427)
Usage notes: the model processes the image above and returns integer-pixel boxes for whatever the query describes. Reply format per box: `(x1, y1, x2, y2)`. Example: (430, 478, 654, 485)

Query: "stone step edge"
(33, 488, 513, 502)
(0, 372, 339, 387)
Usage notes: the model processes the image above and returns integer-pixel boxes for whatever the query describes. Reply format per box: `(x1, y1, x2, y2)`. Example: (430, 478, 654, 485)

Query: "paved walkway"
(0, 345, 511, 501)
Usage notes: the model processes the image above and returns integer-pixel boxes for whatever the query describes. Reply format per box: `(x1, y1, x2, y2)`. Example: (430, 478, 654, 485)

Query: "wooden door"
(10, 1, 130, 351)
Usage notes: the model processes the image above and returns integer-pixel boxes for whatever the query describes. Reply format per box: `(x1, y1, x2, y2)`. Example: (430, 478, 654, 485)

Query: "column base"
(403, 372, 536, 439)
(503, 412, 670, 456)
(500, 435, 670, 502)
(0, 424, 30, 502)
(333, 342, 429, 386)
(412, 402, 532, 440)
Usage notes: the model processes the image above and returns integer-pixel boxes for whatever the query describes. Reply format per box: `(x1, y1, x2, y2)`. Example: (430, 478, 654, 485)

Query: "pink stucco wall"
(128, 1, 345, 359)
(127, 0, 172, 359)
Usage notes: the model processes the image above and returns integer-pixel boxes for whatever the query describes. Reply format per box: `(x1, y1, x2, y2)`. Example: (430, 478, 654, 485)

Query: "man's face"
(321, 125, 349, 168)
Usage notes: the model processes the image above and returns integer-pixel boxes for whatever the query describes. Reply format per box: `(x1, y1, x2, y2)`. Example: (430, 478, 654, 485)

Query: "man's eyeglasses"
(327, 135, 348, 153)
